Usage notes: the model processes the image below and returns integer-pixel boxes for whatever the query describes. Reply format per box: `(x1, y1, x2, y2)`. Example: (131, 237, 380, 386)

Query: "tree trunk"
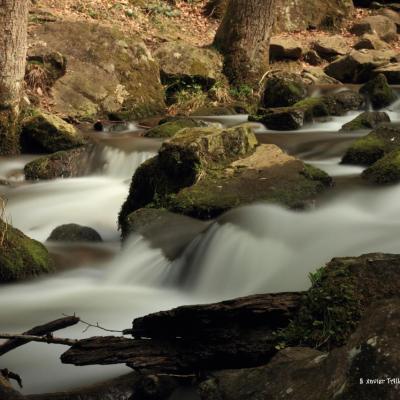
(213, 0, 276, 85)
(0, 0, 29, 155)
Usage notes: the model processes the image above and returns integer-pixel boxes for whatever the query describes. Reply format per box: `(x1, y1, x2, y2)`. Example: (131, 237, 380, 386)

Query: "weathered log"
(131, 292, 303, 339)
(61, 293, 303, 373)
(0, 316, 80, 356)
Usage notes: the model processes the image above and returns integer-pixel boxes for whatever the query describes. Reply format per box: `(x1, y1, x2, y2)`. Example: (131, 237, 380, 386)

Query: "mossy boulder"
(144, 118, 209, 138)
(191, 106, 239, 116)
(359, 73, 397, 109)
(340, 111, 391, 131)
(362, 149, 400, 184)
(47, 224, 102, 242)
(119, 126, 332, 228)
(251, 90, 364, 131)
(21, 110, 85, 153)
(0, 219, 54, 283)
(261, 72, 307, 108)
(24, 146, 91, 180)
(342, 125, 400, 165)
(28, 21, 165, 121)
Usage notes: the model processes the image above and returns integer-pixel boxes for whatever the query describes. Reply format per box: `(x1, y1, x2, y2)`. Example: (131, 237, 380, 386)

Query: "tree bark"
(0, 0, 29, 155)
(213, 0, 276, 85)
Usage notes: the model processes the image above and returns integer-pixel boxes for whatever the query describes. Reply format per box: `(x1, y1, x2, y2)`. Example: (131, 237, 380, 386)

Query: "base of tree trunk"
(0, 109, 21, 155)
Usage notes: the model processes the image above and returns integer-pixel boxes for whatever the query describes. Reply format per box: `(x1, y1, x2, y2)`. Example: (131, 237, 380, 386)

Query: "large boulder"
(354, 33, 392, 51)
(119, 126, 332, 227)
(340, 111, 391, 131)
(144, 118, 210, 138)
(153, 41, 225, 104)
(0, 219, 54, 283)
(24, 146, 91, 180)
(377, 8, 400, 33)
(350, 15, 398, 42)
(47, 224, 102, 243)
(199, 299, 400, 400)
(342, 125, 400, 165)
(269, 38, 303, 61)
(28, 21, 165, 121)
(324, 49, 398, 83)
(261, 72, 307, 108)
(359, 73, 397, 109)
(313, 35, 349, 59)
(20, 110, 85, 153)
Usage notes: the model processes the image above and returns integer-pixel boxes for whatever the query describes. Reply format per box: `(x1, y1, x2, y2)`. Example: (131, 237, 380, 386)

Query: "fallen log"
(0, 316, 80, 356)
(131, 292, 303, 339)
(61, 292, 303, 373)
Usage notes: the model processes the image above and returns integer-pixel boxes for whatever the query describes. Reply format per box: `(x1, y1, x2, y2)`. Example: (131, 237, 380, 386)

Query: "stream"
(1, 91, 400, 395)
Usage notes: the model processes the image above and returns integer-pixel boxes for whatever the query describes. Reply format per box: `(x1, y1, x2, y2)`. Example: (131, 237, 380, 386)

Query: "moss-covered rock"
(119, 126, 332, 228)
(144, 118, 209, 138)
(28, 21, 166, 121)
(278, 252, 400, 350)
(261, 72, 307, 108)
(47, 224, 102, 242)
(359, 73, 397, 109)
(21, 110, 85, 153)
(251, 90, 364, 131)
(340, 111, 391, 131)
(362, 149, 400, 184)
(0, 219, 54, 283)
(24, 146, 91, 180)
(191, 106, 239, 116)
(341, 125, 400, 165)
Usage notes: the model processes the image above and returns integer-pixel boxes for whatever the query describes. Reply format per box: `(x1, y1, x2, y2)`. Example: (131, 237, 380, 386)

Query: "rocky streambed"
(1, 84, 400, 398)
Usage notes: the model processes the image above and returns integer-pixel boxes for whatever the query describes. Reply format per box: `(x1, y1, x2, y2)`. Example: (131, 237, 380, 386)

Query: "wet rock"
(313, 35, 349, 59)
(350, 15, 398, 42)
(342, 124, 400, 165)
(28, 21, 165, 121)
(0, 219, 54, 283)
(373, 62, 400, 84)
(360, 73, 397, 109)
(144, 118, 209, 138)
(324, 49, 397, 83)
(21, 110, 85, 153)
(47, 224, 102, 243)
(362, 149, 400, 183)
(353, 33, 391, 50)
(269, 38, 303, 61)
(250, 107, 306, 130)
(119, 126, 331, 224)
(340, 111, 391, 131)
(199, 299, 400, 400)
(261, 71, 307, 108)
(252, 90, 363, 131)
(24, 146, 91, 180)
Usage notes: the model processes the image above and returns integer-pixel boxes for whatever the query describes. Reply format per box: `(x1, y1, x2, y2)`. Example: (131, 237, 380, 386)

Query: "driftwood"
(0, 316, 80, 356)
(61, 292, 303, 373)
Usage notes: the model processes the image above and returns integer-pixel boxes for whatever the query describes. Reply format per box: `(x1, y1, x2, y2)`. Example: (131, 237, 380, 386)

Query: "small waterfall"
(100, 146, 155, 179)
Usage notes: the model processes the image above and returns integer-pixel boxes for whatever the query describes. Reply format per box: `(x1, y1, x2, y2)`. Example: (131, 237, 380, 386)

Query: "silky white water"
(1, 108, 400, 394)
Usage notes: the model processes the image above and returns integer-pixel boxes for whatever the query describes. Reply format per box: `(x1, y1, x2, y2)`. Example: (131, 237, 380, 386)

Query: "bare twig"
(0, 333, 78, 346)
(62, 313, 126, 334)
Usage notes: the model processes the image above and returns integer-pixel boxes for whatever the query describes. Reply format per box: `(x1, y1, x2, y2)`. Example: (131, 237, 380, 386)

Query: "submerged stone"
(47, 223, 102, 243)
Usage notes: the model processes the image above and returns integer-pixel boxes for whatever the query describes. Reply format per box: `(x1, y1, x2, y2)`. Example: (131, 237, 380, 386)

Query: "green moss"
(0, 107, 21, 155)
(0, 220, 54, 282)
(342, 133, 389, 165)
(144, 118, 205, 138)
(21, 110, 85, 153)
(276, 264, 361, 350)
(300, 164, 333, 186)
(362, 149, 400, 184)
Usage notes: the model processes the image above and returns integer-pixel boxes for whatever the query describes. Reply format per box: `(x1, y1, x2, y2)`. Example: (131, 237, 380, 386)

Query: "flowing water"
(1, 93, 400, 394)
